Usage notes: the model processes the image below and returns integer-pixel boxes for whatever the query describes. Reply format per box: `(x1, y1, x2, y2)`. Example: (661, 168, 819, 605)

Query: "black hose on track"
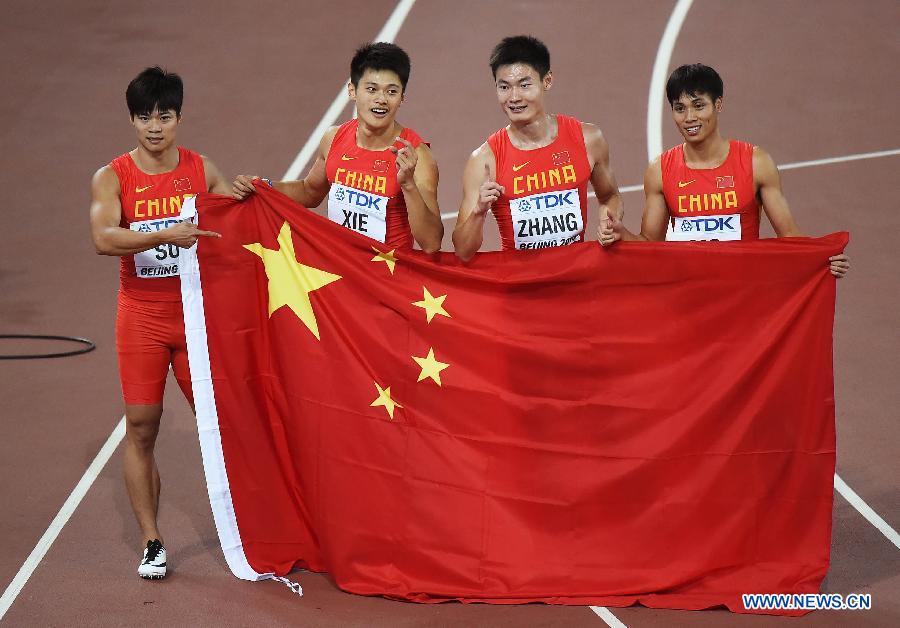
(0, 334, 96, 359)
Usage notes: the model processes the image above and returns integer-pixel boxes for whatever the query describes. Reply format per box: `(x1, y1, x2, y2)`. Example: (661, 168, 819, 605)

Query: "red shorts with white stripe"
(115, 291, 193, 406)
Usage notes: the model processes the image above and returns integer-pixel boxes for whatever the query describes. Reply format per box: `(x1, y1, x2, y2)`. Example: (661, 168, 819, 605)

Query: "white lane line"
(646, 0, 694, 161)
(591, 605, 628, 627)
(580, 147, 900, 202)
(777, 147, 900, 171)
(281, 0, 418, 180)
(0, 417, 126, 620)
(835, 473, 900, 550)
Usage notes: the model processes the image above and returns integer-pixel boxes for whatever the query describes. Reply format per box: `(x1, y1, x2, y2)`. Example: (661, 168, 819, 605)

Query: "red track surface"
(1, 1, 897, 625)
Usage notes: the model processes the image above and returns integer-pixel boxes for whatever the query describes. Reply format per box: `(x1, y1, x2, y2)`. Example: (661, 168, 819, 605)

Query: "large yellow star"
(412, 347, 450, 386)
(412, 287, 450, 323)
(371, 247, 398, 274)
(370, 382, 402, 419)
(243, 222, 341, 340)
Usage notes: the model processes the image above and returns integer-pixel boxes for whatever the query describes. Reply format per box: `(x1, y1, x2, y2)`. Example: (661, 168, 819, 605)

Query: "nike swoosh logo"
(512, 162, 530, 172)
(678, 180, 695, 188)
(136, 185, 153, 193)
(341, 155, 355, 161)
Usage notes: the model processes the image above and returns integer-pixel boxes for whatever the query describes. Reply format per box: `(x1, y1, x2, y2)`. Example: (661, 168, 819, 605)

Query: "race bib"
(668, 214, 742, 241)
(510, 188, 584, 249)
(327, 183, 388, 242)
(130, 217, 183, 278)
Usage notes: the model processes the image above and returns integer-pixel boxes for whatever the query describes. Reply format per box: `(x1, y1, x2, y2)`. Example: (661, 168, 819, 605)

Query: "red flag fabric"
(180, 186, 846, 615)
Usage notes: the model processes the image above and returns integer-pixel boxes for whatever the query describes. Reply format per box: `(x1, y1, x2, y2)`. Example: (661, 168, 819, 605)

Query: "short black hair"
(665, 64, 724, 106)
(489, 35, 551, 79)
(350, 42, 411, 91)
(126, 66, 183, 118)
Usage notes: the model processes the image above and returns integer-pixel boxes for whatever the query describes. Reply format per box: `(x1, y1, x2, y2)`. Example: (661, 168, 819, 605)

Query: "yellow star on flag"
(371, 382, 402, 419)
(412, 286, 450, 323)
(412, 347, 450, 386)
(243, 221, 341, 340)
(371, 247, 398, 274)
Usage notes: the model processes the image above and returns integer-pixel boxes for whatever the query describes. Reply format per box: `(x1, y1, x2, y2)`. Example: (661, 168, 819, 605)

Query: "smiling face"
(494, 63, 551, 123)
(349, 69, 404, 131)
(131, 107, 180, 154)
(671, 92, 723, 144)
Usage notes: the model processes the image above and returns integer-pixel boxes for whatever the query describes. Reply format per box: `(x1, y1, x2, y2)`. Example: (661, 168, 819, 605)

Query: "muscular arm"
(583, 123, 623, 223)
(90, 166, 219, 256)
(274, 128, 335, 207)
(754, 146, 849, 277)
(452, 145, 500, 262)
(754, 146, 802, 237)
(203, 156, 232, 194)
(399, 143, 443, 253)
(233, 127, 335, 208)
(637, 158, 670, 241)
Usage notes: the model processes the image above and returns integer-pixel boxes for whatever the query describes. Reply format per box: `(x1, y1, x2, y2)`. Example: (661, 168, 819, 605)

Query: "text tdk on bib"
(328, 183, 389, 242)
(510, 187, 583, 249)
(669, 214, 742, 241)
(131, 217, 183, 277)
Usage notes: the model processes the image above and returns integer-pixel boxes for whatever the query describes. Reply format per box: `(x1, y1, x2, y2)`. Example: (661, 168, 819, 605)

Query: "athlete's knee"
(125, 404, 163, 450)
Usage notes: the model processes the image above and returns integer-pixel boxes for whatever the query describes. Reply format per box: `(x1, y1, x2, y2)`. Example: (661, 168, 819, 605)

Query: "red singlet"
(487, 115, 591, 251)
(109, 147, 206, 300)
(660, 140, 760, 241)
(108, 147, 205, 405)
(324, 119, 425, 249)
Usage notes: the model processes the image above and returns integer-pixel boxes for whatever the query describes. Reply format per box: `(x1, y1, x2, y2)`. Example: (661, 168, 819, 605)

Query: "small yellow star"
(412, 287, 450, 323)
(370, 382, 402, 419)
(243, 222, 341, 340)
(371, 247, 398, 274)
(412, 347, 450, 386)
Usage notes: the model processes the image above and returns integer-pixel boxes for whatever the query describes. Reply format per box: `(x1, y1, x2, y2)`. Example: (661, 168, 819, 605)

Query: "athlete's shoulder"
(658, 144, 684, 172)
(661, 143, 683, 160)
(469, 141, 495, 162)
(749, 143, 769, 159)
(332, 119, 356, 139)
(644, 155, 664, 189)
(321, 123, 347, 155)
(399, 124, 426, 146)
(107, 150, 135, 176)
(93, 163, 121, 186)
(750, 144, 778, 183)
(579, 120, 606, 143)
(91, 164, 122, 201)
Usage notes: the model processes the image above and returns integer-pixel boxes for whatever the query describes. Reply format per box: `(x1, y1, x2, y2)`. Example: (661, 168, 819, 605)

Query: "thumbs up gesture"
(475, 163, 504, 216)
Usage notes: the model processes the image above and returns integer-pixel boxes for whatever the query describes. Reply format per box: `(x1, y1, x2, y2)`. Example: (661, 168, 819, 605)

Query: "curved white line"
(646, 0, 694, 161)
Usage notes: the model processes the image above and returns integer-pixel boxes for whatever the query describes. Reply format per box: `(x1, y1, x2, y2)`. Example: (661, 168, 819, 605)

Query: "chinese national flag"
(180, 186, 846, 615)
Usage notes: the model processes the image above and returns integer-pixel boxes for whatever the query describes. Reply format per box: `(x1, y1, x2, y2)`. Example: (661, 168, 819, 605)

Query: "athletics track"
(1, 1, 897, 625)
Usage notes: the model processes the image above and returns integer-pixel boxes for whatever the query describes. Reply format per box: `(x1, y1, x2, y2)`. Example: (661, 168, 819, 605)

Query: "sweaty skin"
(453, 63, 622, 261)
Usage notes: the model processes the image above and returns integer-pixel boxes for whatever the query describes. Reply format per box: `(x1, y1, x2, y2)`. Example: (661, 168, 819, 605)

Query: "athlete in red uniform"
(89, 67, 231, 579)
(453, 36, 622, 260)
(599, 64, 850, 277)
(233, 43, 443, 252)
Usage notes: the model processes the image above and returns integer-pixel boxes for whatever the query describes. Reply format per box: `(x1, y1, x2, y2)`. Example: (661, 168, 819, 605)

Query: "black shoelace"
(145, 539, 164, 562)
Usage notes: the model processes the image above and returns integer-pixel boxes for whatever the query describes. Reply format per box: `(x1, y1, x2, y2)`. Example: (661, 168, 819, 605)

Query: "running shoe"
(137, 539, 167, 579)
